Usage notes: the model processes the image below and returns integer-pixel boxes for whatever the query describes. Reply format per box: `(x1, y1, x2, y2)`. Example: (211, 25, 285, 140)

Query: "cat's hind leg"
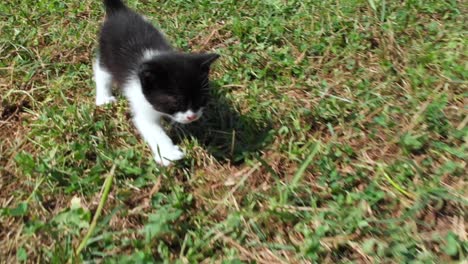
(93, 58, 116, 106)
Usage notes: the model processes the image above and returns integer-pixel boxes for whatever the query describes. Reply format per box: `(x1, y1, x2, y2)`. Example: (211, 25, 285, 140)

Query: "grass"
(0, 0, 467, 262)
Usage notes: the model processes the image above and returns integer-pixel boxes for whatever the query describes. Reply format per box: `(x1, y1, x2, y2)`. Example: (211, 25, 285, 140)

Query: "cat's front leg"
(93, 58, 117, 106)
(132, 115, 185, 166)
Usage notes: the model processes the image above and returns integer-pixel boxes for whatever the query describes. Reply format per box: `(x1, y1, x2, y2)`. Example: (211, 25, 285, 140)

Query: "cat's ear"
(198, 53, 220, 70)
(138, 62, 165, 87)
(138, 64, 153, 83)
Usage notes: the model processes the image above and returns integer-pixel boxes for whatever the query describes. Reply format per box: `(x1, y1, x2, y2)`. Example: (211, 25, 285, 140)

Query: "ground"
(0, 0, 467, 263)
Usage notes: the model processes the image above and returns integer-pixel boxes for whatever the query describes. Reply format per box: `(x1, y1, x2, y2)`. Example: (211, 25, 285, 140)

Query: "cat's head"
(138, 52, 219, 124)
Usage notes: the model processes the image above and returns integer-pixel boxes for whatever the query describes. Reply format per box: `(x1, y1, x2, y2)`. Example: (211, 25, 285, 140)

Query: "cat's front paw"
(96, 96, 116, 106)
(154, 145, 185, 166)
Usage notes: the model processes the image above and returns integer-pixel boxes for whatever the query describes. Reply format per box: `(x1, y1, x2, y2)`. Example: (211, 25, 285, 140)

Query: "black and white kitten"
(94, 0, 219, 166)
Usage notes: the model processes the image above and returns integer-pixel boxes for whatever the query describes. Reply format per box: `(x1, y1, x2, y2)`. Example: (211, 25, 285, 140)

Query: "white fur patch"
(123, 77, 185, 166)
(172, 109, 203, 124)
(142, 49, 160, 61)
(93, 58, 116, 106)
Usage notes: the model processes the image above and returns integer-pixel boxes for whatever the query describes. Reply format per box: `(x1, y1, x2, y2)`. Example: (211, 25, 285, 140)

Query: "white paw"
(96, 96, 116, 106)
(154, 145, 185, 166)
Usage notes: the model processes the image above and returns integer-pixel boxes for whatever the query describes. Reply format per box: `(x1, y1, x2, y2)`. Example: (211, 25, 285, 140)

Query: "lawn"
(0, 0, 467, 262)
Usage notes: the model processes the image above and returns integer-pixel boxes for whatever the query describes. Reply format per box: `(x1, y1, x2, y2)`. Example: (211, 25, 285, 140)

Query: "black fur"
(103, 0, 125, 14)
(98, 0, 219, 115)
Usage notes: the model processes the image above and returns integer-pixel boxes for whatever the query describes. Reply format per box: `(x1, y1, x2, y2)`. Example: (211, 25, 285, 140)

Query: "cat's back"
(98, 9, 171, 84)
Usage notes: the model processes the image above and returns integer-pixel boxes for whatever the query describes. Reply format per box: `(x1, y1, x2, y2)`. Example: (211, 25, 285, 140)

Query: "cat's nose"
(186, 114, 198, 121)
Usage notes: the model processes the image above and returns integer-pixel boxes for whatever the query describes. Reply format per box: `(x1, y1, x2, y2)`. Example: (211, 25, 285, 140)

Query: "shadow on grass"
(171, 83, 273, 164)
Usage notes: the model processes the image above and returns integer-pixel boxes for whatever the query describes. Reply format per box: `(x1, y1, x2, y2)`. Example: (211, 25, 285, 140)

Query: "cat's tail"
(103, 0, 126, 14)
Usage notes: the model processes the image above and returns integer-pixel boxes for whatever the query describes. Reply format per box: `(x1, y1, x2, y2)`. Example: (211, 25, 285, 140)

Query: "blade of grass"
(74, 163, 116, 259)
(378, 164, 414, 199)
(281, 142, 321, 204)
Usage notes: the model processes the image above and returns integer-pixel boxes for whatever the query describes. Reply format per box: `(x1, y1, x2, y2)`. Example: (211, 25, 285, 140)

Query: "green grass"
(1, 0, 467, 262)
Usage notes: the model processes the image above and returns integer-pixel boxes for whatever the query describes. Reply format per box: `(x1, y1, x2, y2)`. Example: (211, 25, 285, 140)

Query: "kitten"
(94, 0, 219, 166)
